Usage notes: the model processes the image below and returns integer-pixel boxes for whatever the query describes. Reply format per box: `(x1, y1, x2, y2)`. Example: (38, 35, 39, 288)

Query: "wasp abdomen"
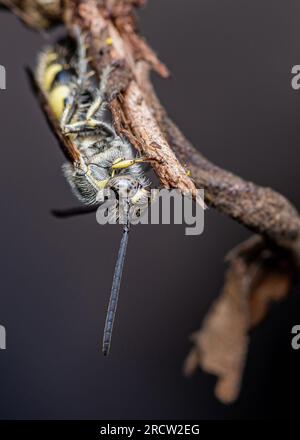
(36, 49, 74, 119)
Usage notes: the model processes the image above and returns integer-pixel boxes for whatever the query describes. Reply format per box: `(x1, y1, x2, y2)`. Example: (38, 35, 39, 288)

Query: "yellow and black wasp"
(31, 30, 151, 355)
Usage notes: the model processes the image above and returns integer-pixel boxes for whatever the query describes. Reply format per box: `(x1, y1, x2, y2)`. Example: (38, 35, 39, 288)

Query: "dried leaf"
(184, 237, 296, 403)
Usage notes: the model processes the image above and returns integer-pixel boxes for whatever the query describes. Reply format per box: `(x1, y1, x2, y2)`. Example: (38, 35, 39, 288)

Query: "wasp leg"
(83, 62, 120, 122)
(89, 63, 118, 111)
(60, 88, 78, 130)
(74, 26, 89, 83)
(60, 28, 92, 133)
(63, 58, 119, 136)
(63, 119, 115, 137)
(111, 157, 149, 170)
(86, 96, 102, 120)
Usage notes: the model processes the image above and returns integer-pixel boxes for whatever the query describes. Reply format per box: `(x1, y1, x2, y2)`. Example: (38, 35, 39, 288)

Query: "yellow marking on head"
(48, 85, 70, 119)
(44, 63, 63, 91)
(106, 37, 113, 46)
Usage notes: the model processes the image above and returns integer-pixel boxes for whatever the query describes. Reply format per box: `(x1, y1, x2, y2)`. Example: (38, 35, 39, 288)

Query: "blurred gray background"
(0, 0, 300, 420)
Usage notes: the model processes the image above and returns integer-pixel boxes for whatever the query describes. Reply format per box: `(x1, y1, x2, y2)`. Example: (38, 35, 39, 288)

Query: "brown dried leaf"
(184, 237, 296, 404)
(249, 268, 292, 327)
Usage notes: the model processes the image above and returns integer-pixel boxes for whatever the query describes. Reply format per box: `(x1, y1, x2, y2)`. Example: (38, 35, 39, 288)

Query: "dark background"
(0, 0, 300, 420)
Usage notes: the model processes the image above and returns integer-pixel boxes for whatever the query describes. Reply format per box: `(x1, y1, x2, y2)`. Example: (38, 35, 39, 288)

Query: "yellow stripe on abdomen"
(44, 63, 63, 91)
(48, 85, 71, 119)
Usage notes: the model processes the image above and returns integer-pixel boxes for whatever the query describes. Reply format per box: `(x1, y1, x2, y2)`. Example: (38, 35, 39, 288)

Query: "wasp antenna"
(102, 222, 130, 356)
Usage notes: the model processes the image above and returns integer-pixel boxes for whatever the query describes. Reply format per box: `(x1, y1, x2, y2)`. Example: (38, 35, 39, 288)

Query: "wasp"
(34, 31, 151, 355)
